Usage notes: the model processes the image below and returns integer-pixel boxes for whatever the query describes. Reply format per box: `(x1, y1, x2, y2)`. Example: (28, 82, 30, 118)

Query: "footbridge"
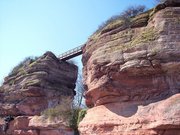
(58, 45, 85, 61)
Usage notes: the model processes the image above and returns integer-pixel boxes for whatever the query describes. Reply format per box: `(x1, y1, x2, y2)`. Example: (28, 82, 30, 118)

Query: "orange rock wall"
(79, 1, 180, 135)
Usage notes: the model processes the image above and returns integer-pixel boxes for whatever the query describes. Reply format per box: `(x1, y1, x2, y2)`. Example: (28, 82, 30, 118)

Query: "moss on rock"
(131, 27, 158, 45)
(107, 27, 158, 53)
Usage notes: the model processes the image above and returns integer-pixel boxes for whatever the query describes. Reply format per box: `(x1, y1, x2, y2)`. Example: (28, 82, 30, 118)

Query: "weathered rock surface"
(0, 52, 77, 135)
(7, 116, 74, 135)
(79, 0, 180, 134)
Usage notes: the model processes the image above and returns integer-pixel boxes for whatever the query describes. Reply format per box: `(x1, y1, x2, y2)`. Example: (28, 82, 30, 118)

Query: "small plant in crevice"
(68, 107, 81, 134)
(68, 107, 87, 135)
(77, 109, 87, 125)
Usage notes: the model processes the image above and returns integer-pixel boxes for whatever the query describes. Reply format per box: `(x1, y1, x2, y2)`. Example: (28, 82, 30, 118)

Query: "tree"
(94, 5, 146, 34)
(74, 73, 86, 108)
(120, 5, 146, 18)
(156, 0, 166, 4)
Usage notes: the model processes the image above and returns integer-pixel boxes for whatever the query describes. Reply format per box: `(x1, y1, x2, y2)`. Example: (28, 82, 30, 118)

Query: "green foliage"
(68, 108, 86, 128)
(68, 108, 80, 129)
(77, 109, 87, 125)
(69, 108, 87, 135)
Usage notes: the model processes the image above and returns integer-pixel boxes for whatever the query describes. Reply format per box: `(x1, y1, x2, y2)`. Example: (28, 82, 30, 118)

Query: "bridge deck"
(58, 45, 84, 61)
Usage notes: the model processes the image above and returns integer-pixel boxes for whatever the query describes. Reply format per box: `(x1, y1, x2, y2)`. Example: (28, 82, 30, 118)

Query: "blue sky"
(0, 0, 156, 83)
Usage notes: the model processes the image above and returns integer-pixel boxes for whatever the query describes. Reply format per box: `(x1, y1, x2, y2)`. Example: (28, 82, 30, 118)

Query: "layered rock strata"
(0, 52, 77, 135)
(79, 0, 180, 135)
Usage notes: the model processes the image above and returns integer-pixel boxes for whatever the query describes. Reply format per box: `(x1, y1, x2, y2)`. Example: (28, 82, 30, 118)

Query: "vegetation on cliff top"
(90, 0, 168, 40)
(8, 57, 38, 77)
(156, 0, 166, 3)
(91, 5, 146, 38)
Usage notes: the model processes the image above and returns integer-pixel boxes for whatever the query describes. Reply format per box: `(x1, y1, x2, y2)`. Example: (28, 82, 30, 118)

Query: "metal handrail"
(58, 45, 84, 60)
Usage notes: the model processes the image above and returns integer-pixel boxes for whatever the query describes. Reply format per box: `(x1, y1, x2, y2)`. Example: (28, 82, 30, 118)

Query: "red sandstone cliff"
(79, 0, 180, 134)
(0, 52, 78, 135)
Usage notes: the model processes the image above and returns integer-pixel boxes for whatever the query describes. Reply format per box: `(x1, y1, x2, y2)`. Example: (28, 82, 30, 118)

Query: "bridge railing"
(58, 45, 84, 61)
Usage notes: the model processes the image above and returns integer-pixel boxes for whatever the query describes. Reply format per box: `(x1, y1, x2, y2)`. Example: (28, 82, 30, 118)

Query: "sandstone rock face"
(0, 52, 77, 135)
(79, 1, 180, 135)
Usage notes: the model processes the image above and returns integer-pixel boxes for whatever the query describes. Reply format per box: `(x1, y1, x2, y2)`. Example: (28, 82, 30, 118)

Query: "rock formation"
(0, 52, 78, 135)
(79, 0, 180, 134)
